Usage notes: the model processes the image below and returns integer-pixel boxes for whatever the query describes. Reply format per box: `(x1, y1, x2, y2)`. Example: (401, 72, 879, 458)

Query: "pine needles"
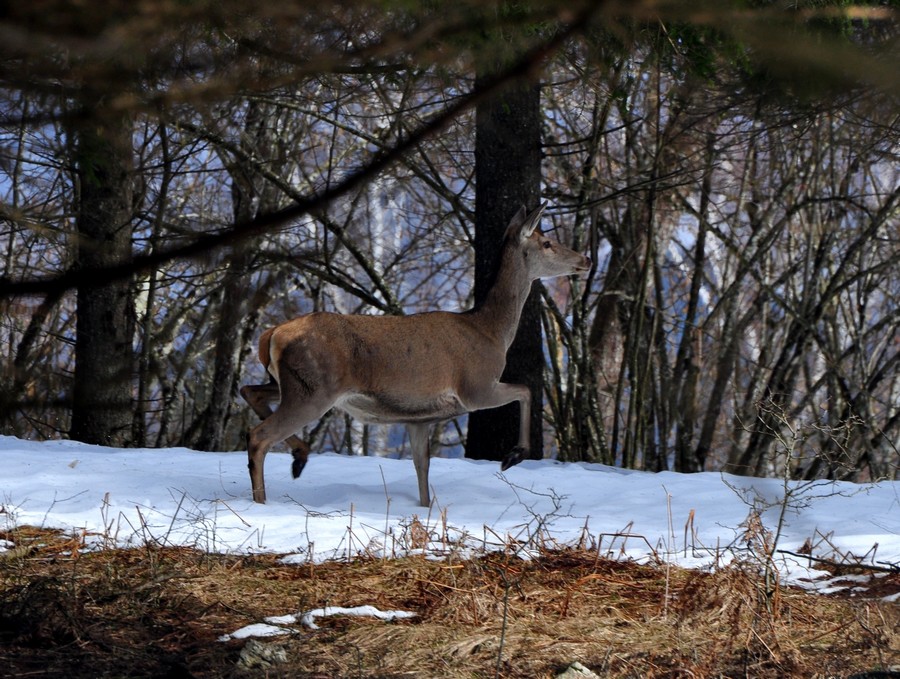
(1, 526, 898, 678)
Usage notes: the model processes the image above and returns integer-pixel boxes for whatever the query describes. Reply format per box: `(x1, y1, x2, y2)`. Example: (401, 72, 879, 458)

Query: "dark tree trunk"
(70, 115, 136, 447)
(465, 76, 543, 463)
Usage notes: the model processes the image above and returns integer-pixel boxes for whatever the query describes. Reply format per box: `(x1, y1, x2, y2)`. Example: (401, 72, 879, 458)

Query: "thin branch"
(0, 9, 595, 299)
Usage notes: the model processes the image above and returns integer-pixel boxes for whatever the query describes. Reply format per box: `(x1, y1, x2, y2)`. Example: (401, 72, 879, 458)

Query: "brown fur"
(241, 204, 590, 505)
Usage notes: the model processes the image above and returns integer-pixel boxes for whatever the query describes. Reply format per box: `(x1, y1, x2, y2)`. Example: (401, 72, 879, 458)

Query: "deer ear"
(522, 202, 546, 239)
(505, 203, 545, 243)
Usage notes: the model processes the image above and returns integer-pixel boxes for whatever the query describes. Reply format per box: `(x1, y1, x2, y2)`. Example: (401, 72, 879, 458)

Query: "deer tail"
(257, 327, 278, 383)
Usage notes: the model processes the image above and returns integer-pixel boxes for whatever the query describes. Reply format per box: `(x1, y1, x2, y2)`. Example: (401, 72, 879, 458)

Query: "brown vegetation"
(1, 526, 897, 678)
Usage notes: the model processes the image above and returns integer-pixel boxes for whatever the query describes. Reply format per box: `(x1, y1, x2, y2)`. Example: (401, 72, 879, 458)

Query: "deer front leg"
(470, 382, 532, 471)
(500, 382, 532, 471)
(407, 423, 432, 507)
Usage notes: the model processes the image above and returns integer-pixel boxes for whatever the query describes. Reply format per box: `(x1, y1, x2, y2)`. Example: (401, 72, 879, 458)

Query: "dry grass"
(1, 526, 898, 678)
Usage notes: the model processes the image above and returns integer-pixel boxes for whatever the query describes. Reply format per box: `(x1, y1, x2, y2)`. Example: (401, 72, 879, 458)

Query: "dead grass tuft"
(1, 527, 898, 678)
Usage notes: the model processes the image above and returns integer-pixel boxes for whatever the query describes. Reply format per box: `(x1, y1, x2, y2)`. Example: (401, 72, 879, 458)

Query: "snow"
(219, 623, 295, 642)
(296, 605, 417, 630)
(218, 606, 417, 641)
(2, 435, 898, 591)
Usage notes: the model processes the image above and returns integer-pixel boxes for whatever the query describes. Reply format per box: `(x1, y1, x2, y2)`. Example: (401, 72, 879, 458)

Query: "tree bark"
(466, 76, 543, 462)
(70, 115, 136, 446)
(197, 100, 282, 451)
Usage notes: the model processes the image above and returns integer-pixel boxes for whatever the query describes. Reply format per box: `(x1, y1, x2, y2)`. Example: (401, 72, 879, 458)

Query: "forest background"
(1, 0, 898, 484)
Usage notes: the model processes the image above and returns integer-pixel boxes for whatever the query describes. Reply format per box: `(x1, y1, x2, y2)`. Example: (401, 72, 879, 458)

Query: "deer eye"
(542, 241, 552, 249)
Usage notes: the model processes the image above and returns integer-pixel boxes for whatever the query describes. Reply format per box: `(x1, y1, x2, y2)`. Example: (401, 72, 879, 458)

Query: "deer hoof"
(291, 452, 307, 479)
(501, 446, 528, 471)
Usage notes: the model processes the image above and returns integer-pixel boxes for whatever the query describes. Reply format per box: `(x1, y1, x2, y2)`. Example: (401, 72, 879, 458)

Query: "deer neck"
(473, 247, 534, 350)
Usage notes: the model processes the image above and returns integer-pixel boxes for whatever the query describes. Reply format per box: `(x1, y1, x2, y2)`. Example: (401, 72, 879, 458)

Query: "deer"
(240, 203, 591, 506)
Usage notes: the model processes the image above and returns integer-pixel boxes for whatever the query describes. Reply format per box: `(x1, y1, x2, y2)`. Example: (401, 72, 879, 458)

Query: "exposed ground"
(1, 526, 898, 678)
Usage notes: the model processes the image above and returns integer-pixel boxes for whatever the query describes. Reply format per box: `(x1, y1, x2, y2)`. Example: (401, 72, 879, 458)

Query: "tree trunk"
(195, 245, 253, 451)
(466, 76, 543, 463)
(70, 115, 136, 446)
(196, 100, 281, 451)
(672, 134, 714, 472)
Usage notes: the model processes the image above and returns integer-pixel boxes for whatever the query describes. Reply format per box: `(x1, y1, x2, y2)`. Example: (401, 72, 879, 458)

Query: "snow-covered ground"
(2, 436, 898, 599)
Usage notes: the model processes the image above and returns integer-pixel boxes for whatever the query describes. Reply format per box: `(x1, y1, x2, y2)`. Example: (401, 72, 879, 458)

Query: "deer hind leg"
(240, 381, 309, 456)
(246, 394, 332, 503)
(241, 381, 313, 498)
(407, 423, 432, 507)
(241, 379, 328, 504)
